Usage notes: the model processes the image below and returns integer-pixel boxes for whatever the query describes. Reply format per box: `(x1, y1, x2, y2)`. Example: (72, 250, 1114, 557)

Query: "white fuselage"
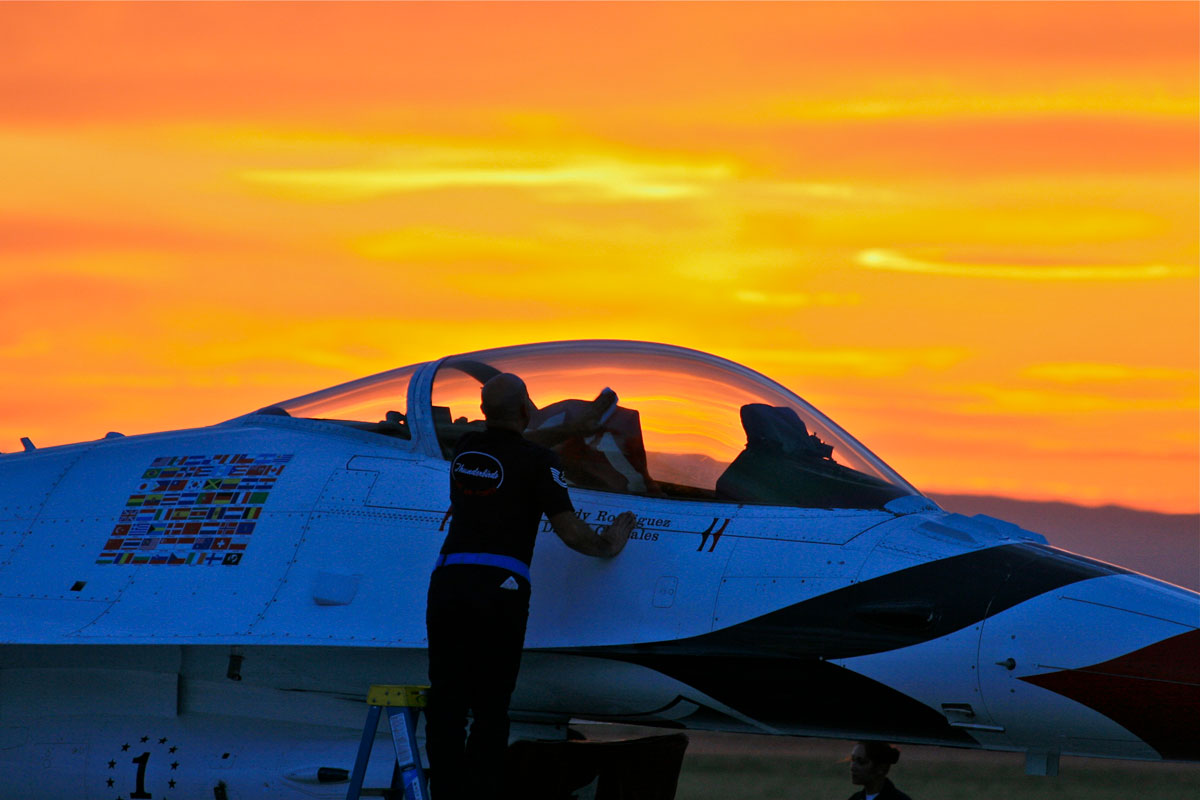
(1, 410, 1196, 799)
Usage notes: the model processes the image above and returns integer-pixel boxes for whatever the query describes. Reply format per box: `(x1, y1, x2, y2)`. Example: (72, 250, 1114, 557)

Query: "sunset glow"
(1, 2, 1196, 513)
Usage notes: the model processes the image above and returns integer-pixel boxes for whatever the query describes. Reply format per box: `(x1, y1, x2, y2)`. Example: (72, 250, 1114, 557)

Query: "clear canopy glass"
(260, 364, 417, 440)
(260, 341, 919, 509)
(429, 342, 917, 509)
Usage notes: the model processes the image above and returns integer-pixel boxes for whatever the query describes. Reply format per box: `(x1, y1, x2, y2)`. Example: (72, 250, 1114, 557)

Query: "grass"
(578, 726, 1200, 800)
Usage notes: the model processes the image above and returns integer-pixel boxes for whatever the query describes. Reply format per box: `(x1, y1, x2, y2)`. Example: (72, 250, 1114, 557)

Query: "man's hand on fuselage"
(548, 510, 636, 558)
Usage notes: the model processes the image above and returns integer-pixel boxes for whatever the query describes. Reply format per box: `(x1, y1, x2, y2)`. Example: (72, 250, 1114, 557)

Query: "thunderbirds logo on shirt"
(96, 453, 292, 566)
(452, 451, 504, 495)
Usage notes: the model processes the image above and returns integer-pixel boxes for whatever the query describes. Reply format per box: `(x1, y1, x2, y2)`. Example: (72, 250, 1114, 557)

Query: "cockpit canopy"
(264, 341, 919, 510)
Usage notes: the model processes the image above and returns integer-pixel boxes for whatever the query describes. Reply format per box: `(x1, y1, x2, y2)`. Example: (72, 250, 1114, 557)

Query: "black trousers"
(425, 565, 531, 800)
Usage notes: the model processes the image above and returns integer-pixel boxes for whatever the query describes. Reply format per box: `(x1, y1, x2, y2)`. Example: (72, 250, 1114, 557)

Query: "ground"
(576, 725, 1200, 800)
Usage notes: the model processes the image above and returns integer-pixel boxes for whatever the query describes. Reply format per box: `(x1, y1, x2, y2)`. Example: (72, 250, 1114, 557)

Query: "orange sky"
(1, 2, 1196, 513)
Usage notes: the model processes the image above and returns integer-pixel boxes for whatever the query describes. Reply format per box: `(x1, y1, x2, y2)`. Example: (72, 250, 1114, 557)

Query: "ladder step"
(346, 685, 430, 800)
(367, 684, 429, 708)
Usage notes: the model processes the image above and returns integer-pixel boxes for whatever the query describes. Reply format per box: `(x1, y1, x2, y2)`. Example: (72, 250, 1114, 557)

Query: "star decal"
(107, 734, 182, 799)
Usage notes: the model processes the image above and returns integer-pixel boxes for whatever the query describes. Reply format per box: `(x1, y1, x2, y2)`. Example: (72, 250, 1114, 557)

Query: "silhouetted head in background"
(850, 741, 900, 794)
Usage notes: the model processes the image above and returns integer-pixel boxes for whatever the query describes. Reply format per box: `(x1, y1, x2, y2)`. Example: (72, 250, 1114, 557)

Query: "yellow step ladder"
(345, 684, 429, 800)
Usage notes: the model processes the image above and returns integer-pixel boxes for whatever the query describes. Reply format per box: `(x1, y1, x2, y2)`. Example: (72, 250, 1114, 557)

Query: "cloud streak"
(241, 157, 733, 203)
(734, 290, 860, 308)
(1023, 363, 1197, 383)
(857, 249, 1196, 281)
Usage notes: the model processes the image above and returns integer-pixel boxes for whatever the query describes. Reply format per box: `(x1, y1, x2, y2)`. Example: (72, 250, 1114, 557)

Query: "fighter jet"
(1, 340, 1195, 799)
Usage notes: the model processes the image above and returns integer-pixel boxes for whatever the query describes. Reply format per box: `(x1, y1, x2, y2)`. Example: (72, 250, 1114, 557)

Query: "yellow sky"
(1, 2, 1196, 513)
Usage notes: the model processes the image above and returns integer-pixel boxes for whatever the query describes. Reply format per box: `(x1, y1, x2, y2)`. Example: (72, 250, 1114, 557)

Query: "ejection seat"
(529, 400, 657, 495)
(716, 403, 905, 509)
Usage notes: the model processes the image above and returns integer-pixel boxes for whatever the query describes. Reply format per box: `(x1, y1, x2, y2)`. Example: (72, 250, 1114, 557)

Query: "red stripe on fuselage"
(1022, 628, 1200, 760)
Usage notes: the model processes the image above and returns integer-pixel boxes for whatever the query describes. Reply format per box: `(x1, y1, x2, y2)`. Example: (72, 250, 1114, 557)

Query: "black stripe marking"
(588, 543, 1123, 661)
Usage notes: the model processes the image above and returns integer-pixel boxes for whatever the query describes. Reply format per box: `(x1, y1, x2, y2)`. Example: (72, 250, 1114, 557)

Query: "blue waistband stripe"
(435, 552, 531, 582)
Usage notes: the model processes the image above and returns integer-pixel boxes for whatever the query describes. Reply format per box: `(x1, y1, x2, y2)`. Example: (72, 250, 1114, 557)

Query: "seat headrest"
(739, 403, 834, 459)
(740, 404, 810, 455)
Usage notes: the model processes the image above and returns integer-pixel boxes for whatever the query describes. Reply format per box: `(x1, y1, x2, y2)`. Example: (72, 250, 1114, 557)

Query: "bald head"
(480, 373, 531, 431)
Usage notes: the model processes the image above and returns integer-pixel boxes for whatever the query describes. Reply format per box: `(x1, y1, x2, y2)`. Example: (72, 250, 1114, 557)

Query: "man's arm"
(548, 510, 636, 558)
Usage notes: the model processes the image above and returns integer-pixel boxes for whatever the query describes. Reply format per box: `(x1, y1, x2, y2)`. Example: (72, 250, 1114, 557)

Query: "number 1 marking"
(131, 751, 152, 798)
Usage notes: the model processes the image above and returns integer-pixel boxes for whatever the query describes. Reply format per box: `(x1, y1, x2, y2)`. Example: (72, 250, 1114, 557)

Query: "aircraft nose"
(979, 562, 1200, 760)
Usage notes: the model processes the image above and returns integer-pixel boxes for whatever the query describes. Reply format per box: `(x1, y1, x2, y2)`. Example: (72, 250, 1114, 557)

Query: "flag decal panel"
(95, 454, 294, 566)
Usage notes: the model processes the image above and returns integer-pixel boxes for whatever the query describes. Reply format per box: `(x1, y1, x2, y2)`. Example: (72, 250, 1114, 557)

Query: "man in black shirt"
(425, 373, 636, 799)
